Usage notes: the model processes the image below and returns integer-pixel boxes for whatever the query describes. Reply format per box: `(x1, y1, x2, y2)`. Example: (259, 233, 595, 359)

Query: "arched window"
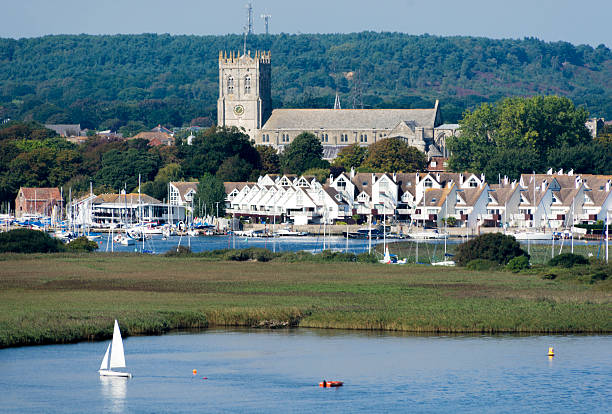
(227, 76, 234, 94)
(244, 75, 251, 94)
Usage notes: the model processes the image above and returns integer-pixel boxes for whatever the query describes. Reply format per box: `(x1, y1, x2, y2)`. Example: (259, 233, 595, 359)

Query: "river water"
(99, 234, 462, 255)
(1, 329, 610, 413)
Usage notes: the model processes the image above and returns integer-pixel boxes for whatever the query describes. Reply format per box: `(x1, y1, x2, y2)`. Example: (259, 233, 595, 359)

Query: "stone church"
(217, 50, 458, 160)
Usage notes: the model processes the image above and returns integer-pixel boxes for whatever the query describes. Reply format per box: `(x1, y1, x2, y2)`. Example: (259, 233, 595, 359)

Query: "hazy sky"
(3, 0, 611, 47)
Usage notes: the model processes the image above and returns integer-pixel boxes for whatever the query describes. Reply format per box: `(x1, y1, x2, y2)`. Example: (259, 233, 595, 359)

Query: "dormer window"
(336, 177, 346, 190)
(467, 178, 478, 188)
(423, 178, 433, 188)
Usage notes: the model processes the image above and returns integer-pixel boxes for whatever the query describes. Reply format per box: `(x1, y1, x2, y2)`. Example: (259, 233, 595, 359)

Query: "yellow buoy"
(547, 347, 554, 357)
(193, 369, 197, 375)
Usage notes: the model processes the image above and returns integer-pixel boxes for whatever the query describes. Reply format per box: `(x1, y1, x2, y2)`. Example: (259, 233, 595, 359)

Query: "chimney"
(329, 174, 333, 184)
(511, 180, 517, 190)
(504, 176, 509, 186)
(415, 172, 420, 186)
(575, 177, 580, 189)
(436, 172, 441, 183)
(448, 179, 453, 188)
(371, 173, 376, 185)
(459, 173, 464, 186)
(606, 180, 611, 193)
(350, 166, 355, 179)
(480, 173, 485, 183)
(541, 180, 547, 193)
(393, 172, 397, 182)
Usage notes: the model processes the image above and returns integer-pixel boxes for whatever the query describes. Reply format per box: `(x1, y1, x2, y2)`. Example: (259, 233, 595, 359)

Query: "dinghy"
(99, 320, 132, 378)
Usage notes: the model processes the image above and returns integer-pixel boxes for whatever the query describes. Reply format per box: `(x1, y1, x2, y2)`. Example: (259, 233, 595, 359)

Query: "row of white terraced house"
(220, 168, 612, 229)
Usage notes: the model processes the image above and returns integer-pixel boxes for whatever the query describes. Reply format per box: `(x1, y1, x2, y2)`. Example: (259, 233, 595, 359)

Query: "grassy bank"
(0, 252, 610, 348)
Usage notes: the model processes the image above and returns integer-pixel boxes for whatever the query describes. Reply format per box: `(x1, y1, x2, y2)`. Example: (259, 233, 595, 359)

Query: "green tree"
(119, 121, 147, 138)
(448, 96, 592, 177)
(180, 127, 260, 179)
(331, 143, 368, 170)
(361, 138, 427, 172)
(280, 132, 329, 174)
(256, 145, 280, 174)
(193, 173, 226, 217)
(455, 233, 528, 266)
(154, 163, 183, 182)
(302, 167, 331, 184)
(216, 155, 253, 182)
(94, 147, 159, 191)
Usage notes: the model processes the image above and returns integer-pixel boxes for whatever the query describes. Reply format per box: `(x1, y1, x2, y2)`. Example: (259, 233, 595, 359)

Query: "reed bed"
(0, 253, 610, 348)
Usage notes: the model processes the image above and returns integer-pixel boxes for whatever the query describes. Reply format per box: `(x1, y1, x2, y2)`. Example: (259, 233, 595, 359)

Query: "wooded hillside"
(0, 32, 610, 129)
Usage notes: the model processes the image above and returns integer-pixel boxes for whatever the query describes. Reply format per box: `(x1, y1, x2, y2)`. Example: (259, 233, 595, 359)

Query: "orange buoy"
(192, 369, 197, 375)
(319, 380, 343, 388)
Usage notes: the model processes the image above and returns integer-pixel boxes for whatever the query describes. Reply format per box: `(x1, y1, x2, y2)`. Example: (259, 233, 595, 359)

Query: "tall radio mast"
(245, 2, 254, 35)
(260, 14, 271, 35)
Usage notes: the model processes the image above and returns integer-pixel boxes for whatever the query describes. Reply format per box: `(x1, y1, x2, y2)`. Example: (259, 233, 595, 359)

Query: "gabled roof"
(261, 108, 438, 131)
(170, 181, 198, 202)
(423, 188, 452, 207)
(488, 186, 516, 205)
(131, 131, 174, 145)
(93, 193, 161, 204)
(459, 186, 487, 206)
(18, 187, 61, 200)
(552, 189, 580, 207)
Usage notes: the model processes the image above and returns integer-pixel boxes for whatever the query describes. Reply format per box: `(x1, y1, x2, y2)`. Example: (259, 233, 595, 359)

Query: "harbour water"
(100, 233, 457, 255)
(1, 329, 610, 413)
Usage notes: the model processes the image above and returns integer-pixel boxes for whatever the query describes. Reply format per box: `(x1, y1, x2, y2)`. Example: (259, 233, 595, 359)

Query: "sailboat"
(99, 320, 132, 378)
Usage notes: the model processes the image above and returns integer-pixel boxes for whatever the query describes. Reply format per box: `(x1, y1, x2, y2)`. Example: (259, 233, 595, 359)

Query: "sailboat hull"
(99, 369, 132, 378)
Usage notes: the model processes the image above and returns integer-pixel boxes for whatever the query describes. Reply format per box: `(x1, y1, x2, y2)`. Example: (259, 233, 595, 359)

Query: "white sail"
(100, 344, 110, 370)
(109, 320, 126, 369)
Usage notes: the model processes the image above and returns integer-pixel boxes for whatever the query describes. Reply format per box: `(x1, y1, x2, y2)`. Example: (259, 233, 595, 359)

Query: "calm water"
(1, 329, 610, 413)
(96, 234, 467, 255)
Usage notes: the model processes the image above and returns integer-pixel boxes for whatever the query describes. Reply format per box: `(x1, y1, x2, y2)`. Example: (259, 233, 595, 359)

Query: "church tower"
(217, 50, 271, 140)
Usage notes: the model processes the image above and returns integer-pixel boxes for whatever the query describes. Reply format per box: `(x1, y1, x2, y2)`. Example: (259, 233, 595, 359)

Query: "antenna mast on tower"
(246, 2, 254, 35)
(260, 14, 271, 35)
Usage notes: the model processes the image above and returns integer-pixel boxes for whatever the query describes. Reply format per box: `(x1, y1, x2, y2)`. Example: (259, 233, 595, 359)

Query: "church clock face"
(233, 104, 245, 116)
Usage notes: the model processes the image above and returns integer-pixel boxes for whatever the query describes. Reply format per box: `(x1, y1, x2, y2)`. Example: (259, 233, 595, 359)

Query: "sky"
(3, 0, 611, 47)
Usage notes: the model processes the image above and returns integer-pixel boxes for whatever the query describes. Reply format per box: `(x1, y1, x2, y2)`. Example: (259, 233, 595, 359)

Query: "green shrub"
(224, 249, 251, 261)
(66, 236, 99, 252)
(548, 253, 589, 268)
(164, 245, 192, 257)
(506, 255, 530, 273)
(455, 233, 528, 266)
(0, 229, 66, 253)
(357, 252, 379, 263)
(466, 259, 500, 271)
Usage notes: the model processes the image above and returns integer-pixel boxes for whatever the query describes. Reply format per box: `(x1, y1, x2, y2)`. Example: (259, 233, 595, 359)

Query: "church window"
(363, 134, 367, 142)
(244, 75, 251, 94)
(227, 76, 234, 94)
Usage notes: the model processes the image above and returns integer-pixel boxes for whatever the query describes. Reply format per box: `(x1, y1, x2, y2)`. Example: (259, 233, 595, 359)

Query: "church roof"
(261, 108, 438, 131)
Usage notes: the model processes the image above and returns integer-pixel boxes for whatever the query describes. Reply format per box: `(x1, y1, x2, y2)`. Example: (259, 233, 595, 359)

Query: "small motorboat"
(319, 380, 343, 388)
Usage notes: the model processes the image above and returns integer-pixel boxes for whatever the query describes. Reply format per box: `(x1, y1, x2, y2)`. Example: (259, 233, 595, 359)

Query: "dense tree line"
(0, 33, 611, 131)
(448, 96, 612, 179)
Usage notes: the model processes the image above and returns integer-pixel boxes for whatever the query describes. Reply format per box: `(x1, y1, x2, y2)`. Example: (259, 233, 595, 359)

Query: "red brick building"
(15, 187, 62, 218)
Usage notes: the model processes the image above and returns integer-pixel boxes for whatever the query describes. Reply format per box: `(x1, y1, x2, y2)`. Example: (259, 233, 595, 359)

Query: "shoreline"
(3, 318, 612, 350)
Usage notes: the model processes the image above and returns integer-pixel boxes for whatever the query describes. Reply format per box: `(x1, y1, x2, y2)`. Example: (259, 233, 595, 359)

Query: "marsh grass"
(0, 253, 610, 347)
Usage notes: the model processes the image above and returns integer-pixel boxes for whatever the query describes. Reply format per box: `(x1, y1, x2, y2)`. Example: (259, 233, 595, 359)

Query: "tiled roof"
(171, 181, 198, 202)
(93, 193, 161, 204)
(261, 108, 437, 131)
(18, 187, 61, 200)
